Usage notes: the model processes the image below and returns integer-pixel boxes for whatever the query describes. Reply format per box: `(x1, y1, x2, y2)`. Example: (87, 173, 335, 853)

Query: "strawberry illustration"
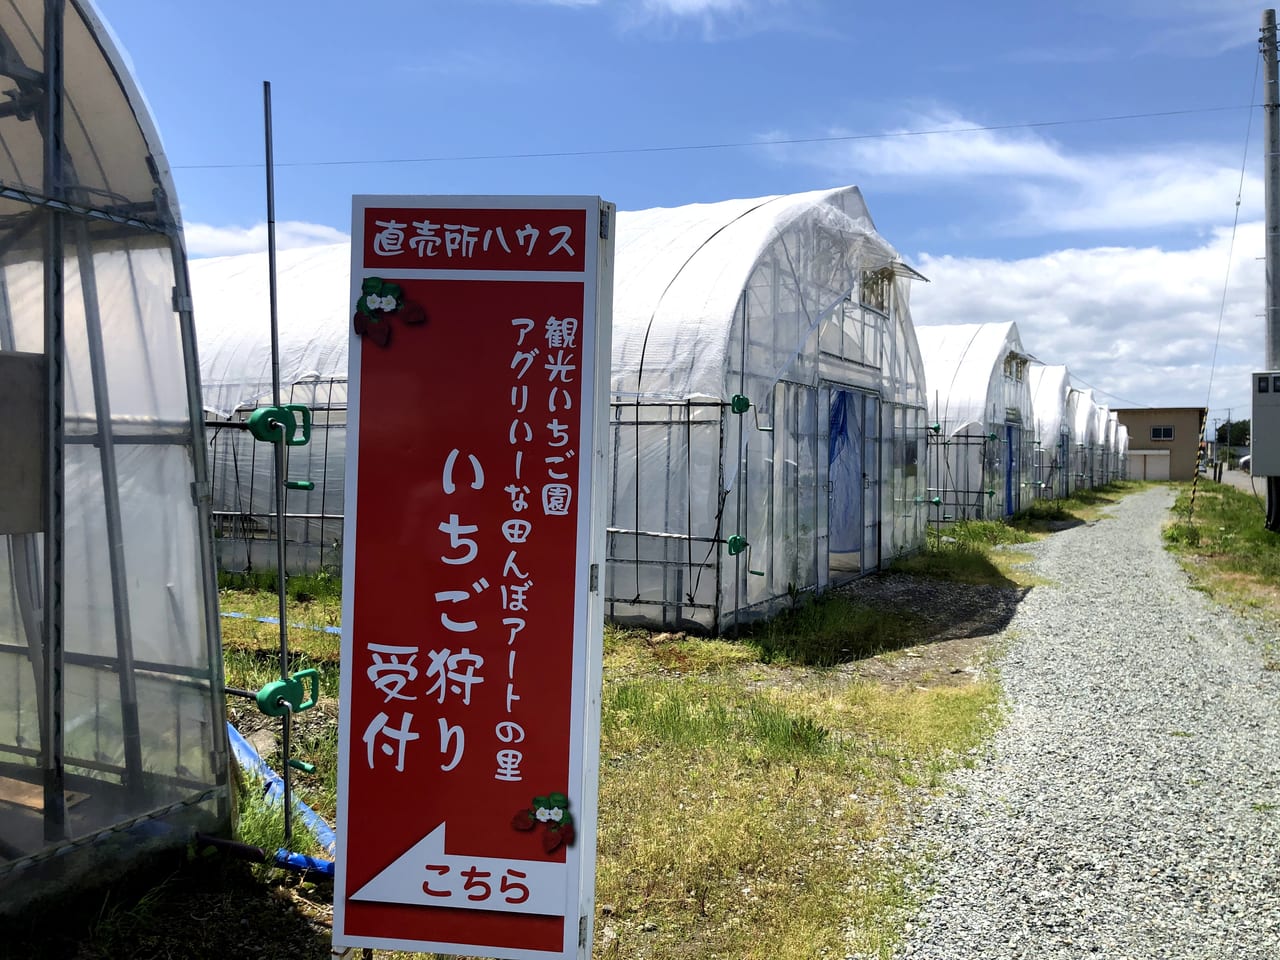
(366, 318, 391, 348)
(514, 791, 575, 853)
(542, 824, 568, 854)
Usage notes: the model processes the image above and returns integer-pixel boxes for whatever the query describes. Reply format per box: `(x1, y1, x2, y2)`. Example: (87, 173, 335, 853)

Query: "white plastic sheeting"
(193, 187, 930, 629)
(1069, 388, 1100, 492)
(1028, 363, 1073, 499)
(192, 243, 350, 418)
(608, 187, 928, 630)
(0, 0, 227, 910)
(1092, 403, 1112, 486)
(916, 322, 1035, 521)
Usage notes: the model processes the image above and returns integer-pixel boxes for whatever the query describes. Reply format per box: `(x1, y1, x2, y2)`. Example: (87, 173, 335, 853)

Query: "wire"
(1204, 52, 1261, 427)
(1062, 374, 1150, 410)
(172, 104, 1256, 172)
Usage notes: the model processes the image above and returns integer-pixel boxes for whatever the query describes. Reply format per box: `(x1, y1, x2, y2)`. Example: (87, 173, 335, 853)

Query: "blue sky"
(102, 0, 1269, 424)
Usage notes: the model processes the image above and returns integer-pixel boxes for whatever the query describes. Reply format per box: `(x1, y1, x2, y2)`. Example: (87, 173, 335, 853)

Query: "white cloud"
(184, 221, 349, 258)
(780, 111, 1261, 235)
(910, 222, 1265, 417)
(642, 0, 747, 12)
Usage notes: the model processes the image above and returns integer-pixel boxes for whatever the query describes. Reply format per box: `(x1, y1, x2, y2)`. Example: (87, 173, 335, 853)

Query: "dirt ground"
(833, 572, 1028, 687)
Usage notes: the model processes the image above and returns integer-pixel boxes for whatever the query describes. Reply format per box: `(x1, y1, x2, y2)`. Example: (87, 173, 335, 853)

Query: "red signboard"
(335, 196, 613, 959)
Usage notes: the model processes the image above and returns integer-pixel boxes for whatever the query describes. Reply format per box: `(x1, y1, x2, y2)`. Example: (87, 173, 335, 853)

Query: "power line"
(172, 103, 1257, 172)
(1068, 374, 1150, 410)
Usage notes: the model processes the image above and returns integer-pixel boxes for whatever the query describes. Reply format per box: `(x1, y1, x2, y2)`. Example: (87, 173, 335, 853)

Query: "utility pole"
(1263, 10, 1280, 529)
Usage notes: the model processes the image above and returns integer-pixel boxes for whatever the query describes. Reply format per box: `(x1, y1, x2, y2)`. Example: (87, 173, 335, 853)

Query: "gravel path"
(885, 486, 1280, 959)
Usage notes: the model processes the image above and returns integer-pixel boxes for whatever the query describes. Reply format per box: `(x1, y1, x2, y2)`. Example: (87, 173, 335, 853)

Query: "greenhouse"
(1027, 363, 1073, 499)
(191, 243, 350, 573)
(915, 321, 1036, 521)
(1069, 387, 1100, 492)
(193, 186, 932, 632)
(0, 0, 228, 913)
(607, 186, 929, 630)
(1094, 402, 1113, 486)
(1117, 423, 1130, 480)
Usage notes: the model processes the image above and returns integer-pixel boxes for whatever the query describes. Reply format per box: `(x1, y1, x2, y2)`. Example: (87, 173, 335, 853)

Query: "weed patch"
(740, 594, 923, 665)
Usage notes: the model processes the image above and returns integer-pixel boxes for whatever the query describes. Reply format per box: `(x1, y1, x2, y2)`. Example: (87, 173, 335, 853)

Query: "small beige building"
(1114, 407, 1205, 481)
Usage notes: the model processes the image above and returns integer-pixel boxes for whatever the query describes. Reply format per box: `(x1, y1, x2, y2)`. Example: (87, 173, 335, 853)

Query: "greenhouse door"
(863, 395, 880, 569)
(827, 388, 878, 578)
(1005, 424, 1020, 517)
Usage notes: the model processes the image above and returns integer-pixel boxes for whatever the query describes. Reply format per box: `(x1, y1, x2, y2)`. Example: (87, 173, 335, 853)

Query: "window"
(859, 268, 891, 314)
(1151, 425, 1173, 441)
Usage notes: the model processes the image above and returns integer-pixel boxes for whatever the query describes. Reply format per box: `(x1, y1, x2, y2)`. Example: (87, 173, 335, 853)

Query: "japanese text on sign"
(363, 208, 587, 272)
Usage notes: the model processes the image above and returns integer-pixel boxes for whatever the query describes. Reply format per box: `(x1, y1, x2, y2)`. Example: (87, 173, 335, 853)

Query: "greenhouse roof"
(611, 185, 906, 400)
(915, 321, 1030, 434)
(1070, 388, 1098, 446)
(191, 242, 350, 417)
(1029, 363, 1072, 441)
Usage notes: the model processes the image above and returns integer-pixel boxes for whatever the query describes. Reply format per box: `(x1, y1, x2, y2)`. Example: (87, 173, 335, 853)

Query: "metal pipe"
(262, 80, 293, 842)
(73, 220, 145, 797)
(40, 0, 67, 844)
(167, 224, 234, 826)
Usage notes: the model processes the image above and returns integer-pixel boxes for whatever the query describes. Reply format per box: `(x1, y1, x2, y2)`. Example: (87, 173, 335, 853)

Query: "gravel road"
(881, 486, 1280, 959)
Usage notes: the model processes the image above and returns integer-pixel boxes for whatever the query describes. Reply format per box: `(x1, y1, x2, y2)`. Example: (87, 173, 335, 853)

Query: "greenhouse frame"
(915, 321, 1036, 521)
(0, 0, 229, 912)
(194, 187, 932, 633)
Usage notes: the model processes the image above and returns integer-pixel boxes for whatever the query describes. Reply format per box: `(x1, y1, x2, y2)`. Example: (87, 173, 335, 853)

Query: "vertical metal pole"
(263, 80, 293, 841)
(73, 224, 145, 796)
(41, 0, 67, 844)
(167, 234, 232, 824)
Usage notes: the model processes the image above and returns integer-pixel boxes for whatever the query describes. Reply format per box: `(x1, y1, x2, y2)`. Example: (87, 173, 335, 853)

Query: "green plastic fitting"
(255, 668, 320, 718)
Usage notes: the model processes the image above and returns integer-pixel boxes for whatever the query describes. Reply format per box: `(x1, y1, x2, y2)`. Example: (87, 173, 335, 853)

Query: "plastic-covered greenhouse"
(1027, 363, 1073, 499)
(1069, 388, 1100, 492)
(915, 321, 1035, 521)
(607, 186, 929, 630)
(193, 186, 931, 632)
(191, 243, 350, 573)
(0, 0, 228, 912)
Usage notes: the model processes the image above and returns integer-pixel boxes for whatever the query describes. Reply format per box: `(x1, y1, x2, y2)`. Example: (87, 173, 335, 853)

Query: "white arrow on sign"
(351, 822, 569, 916)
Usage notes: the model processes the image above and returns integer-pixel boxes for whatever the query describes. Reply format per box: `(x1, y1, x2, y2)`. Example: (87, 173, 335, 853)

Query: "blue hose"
(226, 721, 336, 873)
(220, 611, 343, 635)
(271, 848, 335, 875)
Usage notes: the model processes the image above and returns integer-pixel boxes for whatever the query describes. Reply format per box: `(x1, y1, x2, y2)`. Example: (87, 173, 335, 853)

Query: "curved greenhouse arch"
(0, 0, 228, 912)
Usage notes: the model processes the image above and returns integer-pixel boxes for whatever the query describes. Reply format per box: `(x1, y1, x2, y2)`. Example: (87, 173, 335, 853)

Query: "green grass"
(595, 634, 1001, 959)
(1162, 481, 1280, 671)
(891, 541, 1017, 586)
(740, 594, 924, 666)
(1163, 482, 1280, 614)
(892, 482, 1146, 588)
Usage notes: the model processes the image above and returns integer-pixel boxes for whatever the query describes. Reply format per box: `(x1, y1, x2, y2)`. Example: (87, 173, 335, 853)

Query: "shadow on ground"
(0, 853, 335, 960)
(843, 572, 1030, 646)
